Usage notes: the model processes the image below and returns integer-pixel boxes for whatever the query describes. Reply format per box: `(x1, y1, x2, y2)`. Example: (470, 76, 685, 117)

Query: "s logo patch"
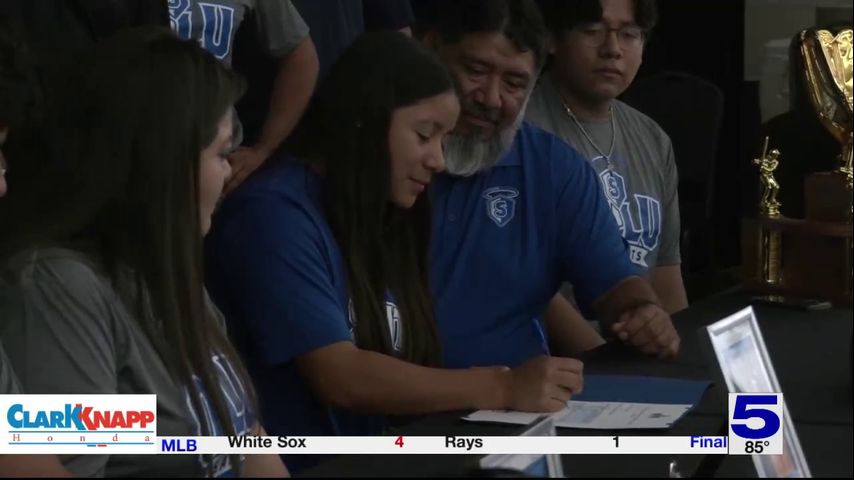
(483, 187, 519, 228)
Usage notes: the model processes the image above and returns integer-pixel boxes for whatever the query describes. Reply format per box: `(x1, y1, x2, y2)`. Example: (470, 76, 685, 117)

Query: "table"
(300, 294, 853, 477)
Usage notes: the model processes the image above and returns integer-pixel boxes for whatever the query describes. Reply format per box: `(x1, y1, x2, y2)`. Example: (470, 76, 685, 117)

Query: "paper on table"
(464, 401, 692, 430)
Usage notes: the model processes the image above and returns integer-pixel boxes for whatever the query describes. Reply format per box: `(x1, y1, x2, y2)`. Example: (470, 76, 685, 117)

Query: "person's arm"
(242, 426, 289, 477)
(651, 138, 688, 314)
(209, 197, 583, 416)
(224, 0, 318, 193)
(298, 343, 583, 414)
(650, 265, 688, 314)
(0, 255, 119, 477)
(550, 143, 678, 359)
(591, 276, 680, 359)
(543, 294, 605, 357)
(226, 36, 318, 193)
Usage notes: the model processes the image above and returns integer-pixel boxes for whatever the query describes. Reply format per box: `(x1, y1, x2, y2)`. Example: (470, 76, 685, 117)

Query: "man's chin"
(455, 123, 494, 141)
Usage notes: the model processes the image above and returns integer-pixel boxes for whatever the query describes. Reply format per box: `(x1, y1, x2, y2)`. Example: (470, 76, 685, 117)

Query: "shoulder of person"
(209, 158, 332, 260)
(517, 121, 592, 171)
(511, 122, 602, 201)
(2, 246, 110, 294)
(0, 246, 126, 347)
(614, 100, 673, 150)
(227, 157, 318, 204)
(216, 159, 323, 227)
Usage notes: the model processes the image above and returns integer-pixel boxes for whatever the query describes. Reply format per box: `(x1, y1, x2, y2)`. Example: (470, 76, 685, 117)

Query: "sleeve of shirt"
(0, 254, 118, 477)
(657, 139, 682, 266)
(254, 0, 310, 58)
(207, 195, 352, 367)
(362, 0, 414, 31)
(551, 141, 639, 313)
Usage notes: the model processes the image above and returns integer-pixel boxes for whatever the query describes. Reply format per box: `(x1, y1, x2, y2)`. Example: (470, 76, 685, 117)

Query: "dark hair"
(538, 0, 658, 35)
(291, 31, 452, 367)
(0, 19, 43, 129)
(0, 27, 249, 474)
(432, 0, 548, 70)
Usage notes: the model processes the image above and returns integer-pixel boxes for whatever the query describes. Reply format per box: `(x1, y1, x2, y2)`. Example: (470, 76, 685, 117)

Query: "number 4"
(395, 436, 404, 448)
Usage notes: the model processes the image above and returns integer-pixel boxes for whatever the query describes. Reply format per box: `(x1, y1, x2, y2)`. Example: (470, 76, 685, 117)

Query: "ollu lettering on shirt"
(599, 168, 661, 268)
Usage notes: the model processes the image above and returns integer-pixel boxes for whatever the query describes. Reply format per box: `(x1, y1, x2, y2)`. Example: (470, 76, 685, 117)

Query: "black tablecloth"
(300, 294, 853, 477)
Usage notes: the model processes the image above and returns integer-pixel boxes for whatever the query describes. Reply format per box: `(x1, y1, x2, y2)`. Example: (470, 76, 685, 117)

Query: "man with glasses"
(527, 0, 687, 355)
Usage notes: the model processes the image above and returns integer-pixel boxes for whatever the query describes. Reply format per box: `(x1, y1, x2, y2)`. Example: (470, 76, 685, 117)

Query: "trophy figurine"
(751, 137, 783, 285)
(742, 27, 853, 305)
(754, 137, 782, 218)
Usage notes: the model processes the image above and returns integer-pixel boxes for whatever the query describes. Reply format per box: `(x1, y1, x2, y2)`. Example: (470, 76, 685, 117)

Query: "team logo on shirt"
(185, 354, 251, 477)
(483, 187, 519, 228)
(599, 169, 661, 268)
(347, 299, 403, 352)
(169, 0, 236, 60)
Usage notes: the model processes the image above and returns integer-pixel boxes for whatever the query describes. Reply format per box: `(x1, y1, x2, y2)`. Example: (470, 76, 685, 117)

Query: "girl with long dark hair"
(205, 32, 547, 471)
(0, 27, 287, 477)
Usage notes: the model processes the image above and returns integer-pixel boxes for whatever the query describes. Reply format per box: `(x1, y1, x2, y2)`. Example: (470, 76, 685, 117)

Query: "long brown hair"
(0, 27, 251, 474)
(291, 32, 452, 367)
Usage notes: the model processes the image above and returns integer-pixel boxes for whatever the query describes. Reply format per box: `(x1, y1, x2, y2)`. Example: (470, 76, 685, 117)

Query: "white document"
(464, 401, 692, 430)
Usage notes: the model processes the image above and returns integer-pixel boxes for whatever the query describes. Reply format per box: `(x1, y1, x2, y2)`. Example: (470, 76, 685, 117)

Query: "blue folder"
(573, 374, 711, 406)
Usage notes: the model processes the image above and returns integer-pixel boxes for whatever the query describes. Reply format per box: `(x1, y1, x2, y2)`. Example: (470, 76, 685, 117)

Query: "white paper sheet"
(464, 401, 692, 430)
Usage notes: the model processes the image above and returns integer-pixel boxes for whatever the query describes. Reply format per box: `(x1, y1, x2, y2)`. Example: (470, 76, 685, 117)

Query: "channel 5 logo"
(728, 393, 784, 455)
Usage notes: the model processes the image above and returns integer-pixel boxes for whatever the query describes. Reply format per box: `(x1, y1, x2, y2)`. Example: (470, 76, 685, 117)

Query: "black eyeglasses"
(575, 23, 646, 49)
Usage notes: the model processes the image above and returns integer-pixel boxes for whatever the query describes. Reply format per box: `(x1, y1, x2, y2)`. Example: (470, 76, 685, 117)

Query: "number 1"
(613, 436, 619, 448)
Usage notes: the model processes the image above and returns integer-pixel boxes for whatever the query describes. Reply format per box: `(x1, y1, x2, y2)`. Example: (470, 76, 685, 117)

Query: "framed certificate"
(703, 306, 811, 478)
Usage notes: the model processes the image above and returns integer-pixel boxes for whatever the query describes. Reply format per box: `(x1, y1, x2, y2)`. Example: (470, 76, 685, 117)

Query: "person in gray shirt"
(169, 0, 319, 194)
(0, 28, 286, 477)
(0, 342, 72, 477)
(526, 0, 687, 355)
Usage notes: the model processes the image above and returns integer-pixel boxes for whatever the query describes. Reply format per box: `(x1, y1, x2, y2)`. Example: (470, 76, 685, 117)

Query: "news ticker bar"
(4, 435, 741, 455)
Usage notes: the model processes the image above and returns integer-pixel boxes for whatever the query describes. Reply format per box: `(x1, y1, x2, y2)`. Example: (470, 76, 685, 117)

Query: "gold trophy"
(801, 28, 852, 221)
(750, 138, 783, 286)
(743, 27, 853, 304)
(754, 137, 782, 218)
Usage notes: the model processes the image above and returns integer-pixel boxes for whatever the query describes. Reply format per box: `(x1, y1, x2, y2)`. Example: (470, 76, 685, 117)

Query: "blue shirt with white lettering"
(205, 160, 390, 470)
(431, 122, 637, 369)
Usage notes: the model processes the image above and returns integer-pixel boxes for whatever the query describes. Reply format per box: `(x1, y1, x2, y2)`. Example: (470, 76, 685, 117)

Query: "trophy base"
(742, 216, 853, 305)
(805, 171, 852, 223)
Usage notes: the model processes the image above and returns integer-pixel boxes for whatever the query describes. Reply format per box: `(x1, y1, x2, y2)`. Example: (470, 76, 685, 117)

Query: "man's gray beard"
(443, 98, 528, 177)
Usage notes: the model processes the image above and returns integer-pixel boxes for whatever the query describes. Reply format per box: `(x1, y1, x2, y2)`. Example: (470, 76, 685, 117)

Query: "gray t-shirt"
(169, 0, 309, 66)
(0, 248, 252, 477)
(527, 74, 681, 274)
(1, 341, 22, 394)
(169, 0, 310, 147)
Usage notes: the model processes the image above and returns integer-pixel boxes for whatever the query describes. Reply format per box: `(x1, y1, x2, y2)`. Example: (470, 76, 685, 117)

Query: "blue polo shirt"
(432, 122, 637, 369)
(204, 160, 387, 470)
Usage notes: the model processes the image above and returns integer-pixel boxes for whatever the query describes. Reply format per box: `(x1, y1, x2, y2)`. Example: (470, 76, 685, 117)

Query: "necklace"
(560, 95, 617, 171)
